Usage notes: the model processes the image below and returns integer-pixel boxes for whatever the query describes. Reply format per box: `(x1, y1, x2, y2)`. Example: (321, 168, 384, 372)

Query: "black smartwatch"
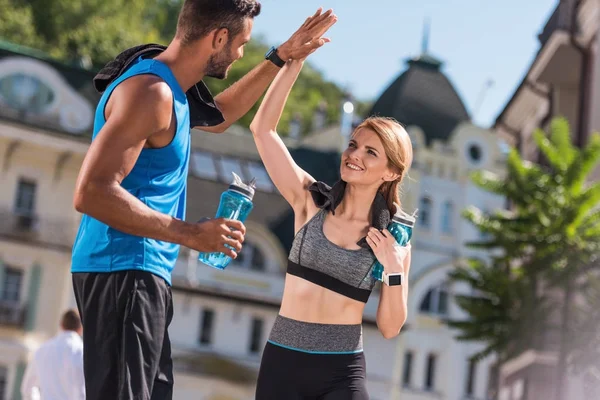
(265, 46, 286, 68)
(383, 271, 403, 286)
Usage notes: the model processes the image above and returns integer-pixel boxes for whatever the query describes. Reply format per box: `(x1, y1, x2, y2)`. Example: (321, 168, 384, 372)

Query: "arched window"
(230, 242, 266, 271)
(419, 284, 449, 316)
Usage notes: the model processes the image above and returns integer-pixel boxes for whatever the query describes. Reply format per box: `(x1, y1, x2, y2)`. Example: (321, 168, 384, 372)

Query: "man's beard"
(205, 45, 236, 79)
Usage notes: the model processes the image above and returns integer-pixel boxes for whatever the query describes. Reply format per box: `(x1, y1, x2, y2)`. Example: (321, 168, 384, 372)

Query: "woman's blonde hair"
(352, 116, 413, 214)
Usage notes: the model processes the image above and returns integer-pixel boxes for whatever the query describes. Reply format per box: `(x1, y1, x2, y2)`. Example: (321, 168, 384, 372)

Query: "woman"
(249, 39, 413, 400)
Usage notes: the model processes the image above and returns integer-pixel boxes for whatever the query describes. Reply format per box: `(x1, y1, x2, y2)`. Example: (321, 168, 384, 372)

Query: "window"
(0, 73, 55, 113)
(468, 144, 482, 163)
(419, 284, 449, 316)
(425, 353, 436, 390)
(246, 161, 274, 192)
(231, 243, 265, 271)
(191, 151, 218, 180)
(217, 156, 245, 183)
(441, 201, 454, 234)
(198, 309, 215, 345)
(2, 267, 23, 302)
(0, 366, 7, 400)
(466, 359, 477, 397)
(419, 197, 432, 228)
(402, 351, 413, 387)
(248, 317, 264, 354)
(14, 179, 36, 215)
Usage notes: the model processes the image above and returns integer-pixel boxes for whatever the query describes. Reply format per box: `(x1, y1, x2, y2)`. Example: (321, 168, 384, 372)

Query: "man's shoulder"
(108, 75, 174, 129)
(32, 336, 55, 358)
(115, 75, 173, 107)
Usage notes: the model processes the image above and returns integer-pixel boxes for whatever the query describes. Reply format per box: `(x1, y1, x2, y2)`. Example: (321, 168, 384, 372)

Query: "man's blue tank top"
(71, 58, 190, 285)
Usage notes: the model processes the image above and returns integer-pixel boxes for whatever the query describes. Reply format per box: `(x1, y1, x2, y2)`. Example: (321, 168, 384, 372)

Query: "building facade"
(0, 39, 505, 400)
(494, 0, 600, 399)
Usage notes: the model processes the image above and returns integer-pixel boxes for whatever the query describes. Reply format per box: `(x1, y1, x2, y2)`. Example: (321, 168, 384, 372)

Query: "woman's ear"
(383, 170, 400, 182)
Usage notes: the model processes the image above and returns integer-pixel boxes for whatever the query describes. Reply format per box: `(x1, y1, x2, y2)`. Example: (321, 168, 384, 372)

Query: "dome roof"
(368, 54, 470, 146)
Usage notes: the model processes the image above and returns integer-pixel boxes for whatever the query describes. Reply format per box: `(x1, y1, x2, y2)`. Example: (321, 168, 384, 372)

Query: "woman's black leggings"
(255, 341, 369, 400)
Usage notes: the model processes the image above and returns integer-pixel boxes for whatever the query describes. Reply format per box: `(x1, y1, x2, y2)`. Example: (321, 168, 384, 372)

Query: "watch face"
(388, 274, 402, 286)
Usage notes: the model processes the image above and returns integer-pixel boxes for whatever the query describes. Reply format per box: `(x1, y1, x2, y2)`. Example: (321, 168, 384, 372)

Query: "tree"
(0, 0, 368, 135)
(447, 117, 600, 400)
(0, 0, 45, 50)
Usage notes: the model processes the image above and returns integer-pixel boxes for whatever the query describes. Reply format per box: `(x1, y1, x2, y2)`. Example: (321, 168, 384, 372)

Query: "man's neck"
(154, 40, 209, 92)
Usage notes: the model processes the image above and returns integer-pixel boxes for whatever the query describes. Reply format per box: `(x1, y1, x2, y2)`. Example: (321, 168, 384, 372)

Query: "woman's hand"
(277, 8, 338, 62)
(366, 228, 411, 274)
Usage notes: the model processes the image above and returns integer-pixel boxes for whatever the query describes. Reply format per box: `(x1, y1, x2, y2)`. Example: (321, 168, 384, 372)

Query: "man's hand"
(277, 8, 338, 61)
(183, 218, 246, 259)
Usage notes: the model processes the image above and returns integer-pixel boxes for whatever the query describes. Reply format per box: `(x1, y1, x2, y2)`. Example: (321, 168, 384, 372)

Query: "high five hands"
(277, 8, 338, 62)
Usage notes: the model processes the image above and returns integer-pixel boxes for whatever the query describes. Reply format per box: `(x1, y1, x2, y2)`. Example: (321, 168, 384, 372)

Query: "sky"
(251, 0, 558, 128)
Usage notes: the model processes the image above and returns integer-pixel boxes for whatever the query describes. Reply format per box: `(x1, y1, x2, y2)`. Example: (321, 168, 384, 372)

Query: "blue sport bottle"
(198, 172, 256, 270)
(371, 206, 417, 282)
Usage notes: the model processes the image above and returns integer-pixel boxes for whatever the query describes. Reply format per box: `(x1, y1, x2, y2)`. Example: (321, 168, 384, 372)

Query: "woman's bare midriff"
(278, 274, 366, 325)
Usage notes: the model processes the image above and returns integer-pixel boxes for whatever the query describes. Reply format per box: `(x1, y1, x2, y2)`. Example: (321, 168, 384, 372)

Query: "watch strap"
(266, 46, 286, 68)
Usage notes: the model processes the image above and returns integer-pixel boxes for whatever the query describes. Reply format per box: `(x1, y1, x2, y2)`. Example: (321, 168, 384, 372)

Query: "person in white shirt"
(21, 309, 85, 400)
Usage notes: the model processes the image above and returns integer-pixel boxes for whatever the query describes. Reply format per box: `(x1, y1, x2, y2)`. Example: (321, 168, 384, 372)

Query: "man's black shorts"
(72, 270, 174, 400)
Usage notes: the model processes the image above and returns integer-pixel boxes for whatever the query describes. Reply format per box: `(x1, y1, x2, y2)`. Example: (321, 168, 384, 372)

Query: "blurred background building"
(493, 0, 600, 399)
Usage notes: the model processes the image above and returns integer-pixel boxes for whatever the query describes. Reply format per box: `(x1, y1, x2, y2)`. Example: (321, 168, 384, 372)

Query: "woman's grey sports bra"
(286, 180, 393, 303)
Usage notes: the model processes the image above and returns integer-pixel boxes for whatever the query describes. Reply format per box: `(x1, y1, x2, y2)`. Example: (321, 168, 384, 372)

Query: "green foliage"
(448, 117, 600, 375)
(447, 258, 546, 362)
(0, 0, 45, 49)
(0, 0, 367, 135)
(202, 40, 351, 135)
(3, 0, 162, 67)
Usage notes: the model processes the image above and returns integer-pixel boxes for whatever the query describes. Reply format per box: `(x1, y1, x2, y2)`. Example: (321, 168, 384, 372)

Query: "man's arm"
(198, 8, 336, 133)
(74, 75, 245, 257)
(199, 60, 281, 133)
(72, 346, 85, 400)
(20, 357, 39, 400)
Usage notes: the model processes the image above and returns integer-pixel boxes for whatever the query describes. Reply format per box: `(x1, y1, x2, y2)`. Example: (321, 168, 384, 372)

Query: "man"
(70, 0, 337, 399)
(21, 310, 85, 400)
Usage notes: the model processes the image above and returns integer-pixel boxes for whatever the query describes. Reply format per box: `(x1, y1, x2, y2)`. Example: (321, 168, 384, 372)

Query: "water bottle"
(371, 205, 417, 282)
(198, 172, 256, 270)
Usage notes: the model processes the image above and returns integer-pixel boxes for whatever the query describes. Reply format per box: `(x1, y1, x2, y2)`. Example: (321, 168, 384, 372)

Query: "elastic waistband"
(268, 315, 363, 354)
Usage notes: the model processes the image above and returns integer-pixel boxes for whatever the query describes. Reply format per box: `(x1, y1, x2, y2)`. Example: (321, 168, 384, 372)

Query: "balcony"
(0, 300, 27, 328)
(538, 0, 576, 46)
(0, 208, 76, 250)
(171, 248, 286, 304)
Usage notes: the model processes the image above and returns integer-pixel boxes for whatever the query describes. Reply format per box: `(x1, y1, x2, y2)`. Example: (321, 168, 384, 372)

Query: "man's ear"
(212, 28, 229, 51)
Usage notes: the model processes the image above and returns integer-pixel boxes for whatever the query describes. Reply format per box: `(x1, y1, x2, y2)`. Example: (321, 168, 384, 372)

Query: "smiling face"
(205, 18, 253, 79)
(339, 117, 413, 213)
(340, 127, 399, 188)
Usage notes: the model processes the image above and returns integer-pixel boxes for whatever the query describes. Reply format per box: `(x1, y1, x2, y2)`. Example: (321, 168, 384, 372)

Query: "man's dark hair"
(61, 309, 82, 332)
(176, 0, 261, 45)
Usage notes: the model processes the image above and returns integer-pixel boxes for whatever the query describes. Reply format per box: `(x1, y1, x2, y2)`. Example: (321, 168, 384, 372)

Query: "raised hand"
(183, 218, 246, 259)
(277, 8, 338, 62)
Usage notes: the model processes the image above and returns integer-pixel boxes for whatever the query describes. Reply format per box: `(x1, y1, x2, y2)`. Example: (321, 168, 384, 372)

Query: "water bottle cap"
(392, 204, 417, 227)
(228, 172, 256, 200)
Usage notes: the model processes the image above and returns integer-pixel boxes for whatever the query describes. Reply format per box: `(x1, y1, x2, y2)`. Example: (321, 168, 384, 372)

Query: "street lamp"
(340, 94, 355, 152)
